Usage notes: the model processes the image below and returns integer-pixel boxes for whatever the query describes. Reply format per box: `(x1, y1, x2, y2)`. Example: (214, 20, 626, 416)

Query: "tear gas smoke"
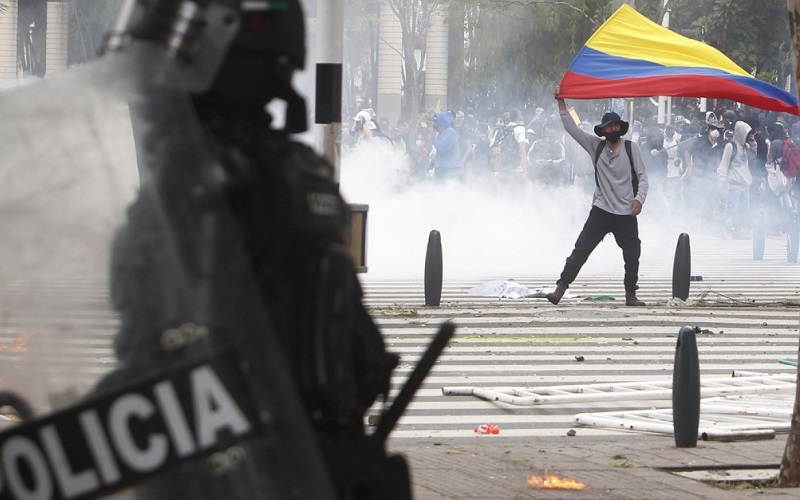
(339, 142, 687, 281)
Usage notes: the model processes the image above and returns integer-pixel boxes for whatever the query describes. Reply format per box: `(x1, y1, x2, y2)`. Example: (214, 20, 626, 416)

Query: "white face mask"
(709, 129, 720, 139)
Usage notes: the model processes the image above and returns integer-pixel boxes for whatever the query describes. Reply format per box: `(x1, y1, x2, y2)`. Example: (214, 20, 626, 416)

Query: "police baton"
(372, 321, 455, 443)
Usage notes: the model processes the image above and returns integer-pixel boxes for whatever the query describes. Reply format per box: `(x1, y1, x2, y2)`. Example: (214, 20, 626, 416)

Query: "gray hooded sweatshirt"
(717, 120, 755, 190)
(559, 110, 648, 216)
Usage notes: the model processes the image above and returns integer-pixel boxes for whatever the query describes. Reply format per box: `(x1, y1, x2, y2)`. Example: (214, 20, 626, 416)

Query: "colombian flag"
(558, 4, 798, 115)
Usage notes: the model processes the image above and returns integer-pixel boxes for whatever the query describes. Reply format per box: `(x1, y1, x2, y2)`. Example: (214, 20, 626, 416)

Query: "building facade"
(376, 0, 449, 126)
(0, 0, 70, 89)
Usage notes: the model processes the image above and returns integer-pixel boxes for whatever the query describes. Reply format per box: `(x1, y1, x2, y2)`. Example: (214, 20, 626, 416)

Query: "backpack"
(780, 138, 800, 177)
(594, 139, 638, 196)
(489, 125, 520, 171)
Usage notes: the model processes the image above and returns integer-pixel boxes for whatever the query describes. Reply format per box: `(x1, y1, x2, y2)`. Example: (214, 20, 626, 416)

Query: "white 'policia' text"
(0, 353, 260, 500)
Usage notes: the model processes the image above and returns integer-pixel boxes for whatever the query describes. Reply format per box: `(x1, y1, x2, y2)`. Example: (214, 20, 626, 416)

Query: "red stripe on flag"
(559, 71, 799, 115)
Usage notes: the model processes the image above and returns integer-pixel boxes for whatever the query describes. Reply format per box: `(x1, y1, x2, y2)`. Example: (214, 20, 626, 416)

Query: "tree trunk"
(780, 4, 800, 487)
(18, 0, 47, 77)
(402, 34, 417, 120)
(783, 378, 800, 487)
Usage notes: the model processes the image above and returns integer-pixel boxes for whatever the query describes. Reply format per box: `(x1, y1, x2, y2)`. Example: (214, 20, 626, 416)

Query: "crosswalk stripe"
(362, 230, 800, 438)
(0, 232, 797, 438)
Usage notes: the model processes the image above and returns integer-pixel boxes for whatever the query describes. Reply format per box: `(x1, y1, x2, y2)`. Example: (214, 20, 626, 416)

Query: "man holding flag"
(546, 92, 648, 307)
(545, 2, 800, 308)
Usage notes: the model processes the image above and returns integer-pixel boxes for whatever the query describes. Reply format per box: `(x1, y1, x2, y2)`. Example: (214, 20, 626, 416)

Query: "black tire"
(788, 213, 799, 263)
(0, 391, 35, 421)
(672, 233, 691, 301)
(424, 230, 443, 306)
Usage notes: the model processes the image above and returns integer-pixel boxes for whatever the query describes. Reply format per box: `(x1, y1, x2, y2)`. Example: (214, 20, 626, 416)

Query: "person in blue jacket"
(430, 111, 462, 182)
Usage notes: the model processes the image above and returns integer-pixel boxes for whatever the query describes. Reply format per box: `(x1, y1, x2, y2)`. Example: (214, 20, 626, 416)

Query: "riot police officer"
(101, 1, 408, 498)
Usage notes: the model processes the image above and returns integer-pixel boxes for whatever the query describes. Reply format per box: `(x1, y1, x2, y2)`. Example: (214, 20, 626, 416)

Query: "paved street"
(361, 230, 800, 498)
(1, 229, 799, 498)
(0, 230, 797, 434)
(363, 231, 800, 441)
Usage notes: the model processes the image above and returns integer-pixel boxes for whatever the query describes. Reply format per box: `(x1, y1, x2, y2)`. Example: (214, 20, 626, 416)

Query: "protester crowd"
(345, 101, 800, 241)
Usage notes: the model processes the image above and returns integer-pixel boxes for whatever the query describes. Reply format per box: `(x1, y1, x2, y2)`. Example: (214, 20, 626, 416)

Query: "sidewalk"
(389, 433, 798, 499)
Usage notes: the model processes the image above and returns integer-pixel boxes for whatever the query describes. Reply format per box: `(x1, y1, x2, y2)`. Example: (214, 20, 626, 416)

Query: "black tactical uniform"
(98, 1, 408, 498)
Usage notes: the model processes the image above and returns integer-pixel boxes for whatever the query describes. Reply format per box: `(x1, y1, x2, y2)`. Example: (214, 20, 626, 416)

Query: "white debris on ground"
(667, 297, 691, 307)
(466, 280, 570, 300)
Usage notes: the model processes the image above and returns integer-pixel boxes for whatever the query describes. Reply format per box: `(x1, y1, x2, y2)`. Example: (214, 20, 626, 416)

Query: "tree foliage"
(386, 0, 444, 119)
(354, 0, 794, 122)
(343, 0, 382, 119)
(668, 0, 792, 88)
(443, 0, 611, 118)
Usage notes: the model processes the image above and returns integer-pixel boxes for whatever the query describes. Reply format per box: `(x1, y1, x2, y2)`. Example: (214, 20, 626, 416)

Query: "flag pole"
(657, 0, 671, 125)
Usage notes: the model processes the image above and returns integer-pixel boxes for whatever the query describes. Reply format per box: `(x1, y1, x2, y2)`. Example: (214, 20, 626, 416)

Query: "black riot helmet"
(196, 0, 309, 133)
(103, 0, 242, 92)
(106, 0, 309, 133)
(234, 0, 305, 69)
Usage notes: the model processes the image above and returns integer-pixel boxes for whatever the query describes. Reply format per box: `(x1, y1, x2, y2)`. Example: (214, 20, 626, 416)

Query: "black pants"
(558, 206, 641, 293)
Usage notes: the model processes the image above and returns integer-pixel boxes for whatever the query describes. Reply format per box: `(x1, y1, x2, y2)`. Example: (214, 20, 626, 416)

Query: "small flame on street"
(0, 338, 28, 352)
(527, 471, 586, 490)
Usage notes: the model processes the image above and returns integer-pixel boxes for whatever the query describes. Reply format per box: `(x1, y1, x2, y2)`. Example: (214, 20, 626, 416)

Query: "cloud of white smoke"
(339, 139, 689, 282)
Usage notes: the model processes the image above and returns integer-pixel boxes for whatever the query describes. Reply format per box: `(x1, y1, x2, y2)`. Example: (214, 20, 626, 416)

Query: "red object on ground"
(474, 424, 500, 435)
